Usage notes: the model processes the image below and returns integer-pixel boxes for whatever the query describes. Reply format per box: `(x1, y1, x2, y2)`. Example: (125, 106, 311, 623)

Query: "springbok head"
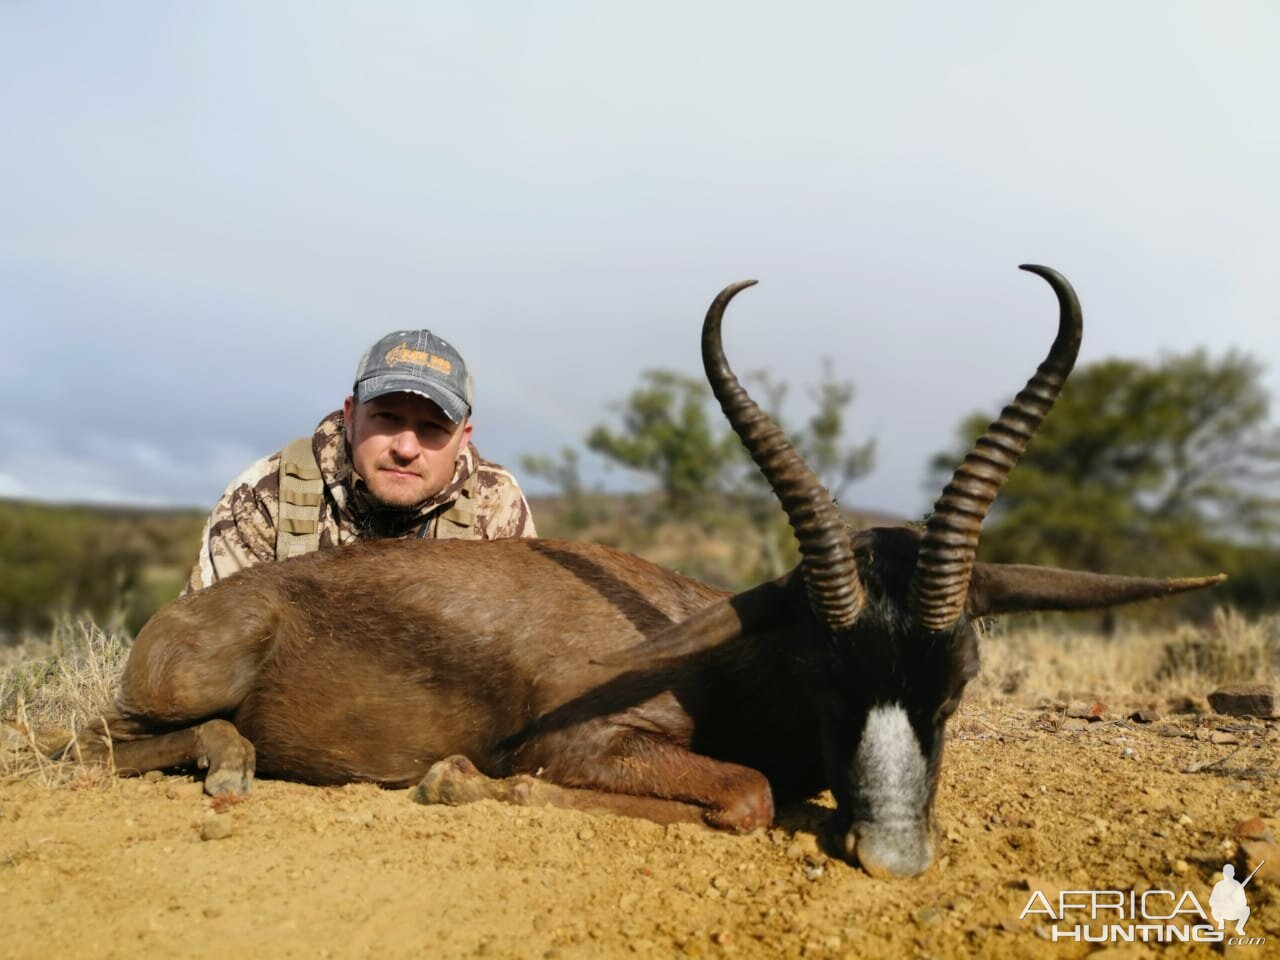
(620, 266, 1222, 877)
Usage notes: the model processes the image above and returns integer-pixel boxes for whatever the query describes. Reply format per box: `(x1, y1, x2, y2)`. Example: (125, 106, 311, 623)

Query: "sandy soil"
(2, 703, 1277, 960)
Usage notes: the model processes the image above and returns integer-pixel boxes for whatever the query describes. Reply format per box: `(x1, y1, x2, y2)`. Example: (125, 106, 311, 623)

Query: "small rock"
(784, 834, 820, 859)
(1210, 730, 1240, 745)
(913, 906, 944, 929)
(1234, 817, 1273, 842)
(1208, 684, 1278, 719)
(711, 930, 733, 946)
(710, 874, 731, 891)
(1240, 839, 1279, 877)
(1120, 747, 1137, 759)
(165, 780, 204, 800)
(1128, 709, 1160, 724)
(1177, 814, 1194, 828)
(576, 826, 596, 842)
(1065, 700, 1106, 720)
(142, 770, 163, 783)
(1172, 859, 1189, 874)
(1156, 724, 1191, 738)
(1059, 717, 1089, 733)
(200, 814, 233, 841)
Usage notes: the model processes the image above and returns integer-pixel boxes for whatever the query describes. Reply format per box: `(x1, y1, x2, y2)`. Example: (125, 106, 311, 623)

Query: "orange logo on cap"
(385, 342, 452, 374)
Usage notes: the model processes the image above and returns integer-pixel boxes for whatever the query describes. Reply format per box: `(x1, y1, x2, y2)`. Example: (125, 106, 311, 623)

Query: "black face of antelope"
(790, 527, 979, 878)
(672, 266, 1220, 877)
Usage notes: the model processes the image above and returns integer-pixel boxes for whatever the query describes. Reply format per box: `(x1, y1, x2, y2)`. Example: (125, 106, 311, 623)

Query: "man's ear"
(459, 418, 474, 446)
(342, 395, 356, 445)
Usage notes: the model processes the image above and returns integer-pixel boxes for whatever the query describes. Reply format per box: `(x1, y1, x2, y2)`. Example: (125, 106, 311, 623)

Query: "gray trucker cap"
(352, 329, 474, 423)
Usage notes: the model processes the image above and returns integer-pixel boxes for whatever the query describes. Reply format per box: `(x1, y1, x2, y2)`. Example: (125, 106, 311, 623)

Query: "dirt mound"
(2, 703, 1276, 959)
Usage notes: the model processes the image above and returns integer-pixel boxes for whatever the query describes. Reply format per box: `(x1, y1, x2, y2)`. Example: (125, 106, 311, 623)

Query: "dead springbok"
(71, 266, 1222, 878)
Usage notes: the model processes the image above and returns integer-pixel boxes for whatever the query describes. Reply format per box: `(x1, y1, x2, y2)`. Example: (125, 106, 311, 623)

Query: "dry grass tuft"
(971, 606, 1279, 708)
(1, 616, 130, 784)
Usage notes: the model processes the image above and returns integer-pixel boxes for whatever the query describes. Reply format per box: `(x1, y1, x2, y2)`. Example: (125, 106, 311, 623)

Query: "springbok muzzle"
(845, 704, 934, 878)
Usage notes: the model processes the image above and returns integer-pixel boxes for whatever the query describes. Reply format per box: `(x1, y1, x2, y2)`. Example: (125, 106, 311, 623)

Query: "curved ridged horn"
(910, 265, 1083, 632)
(703, 281, 864, 630)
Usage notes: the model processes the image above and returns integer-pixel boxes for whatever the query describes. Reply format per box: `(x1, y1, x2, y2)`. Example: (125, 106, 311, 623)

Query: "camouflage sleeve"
(182, 453, 282, 594)
(473, 461, 538, 539)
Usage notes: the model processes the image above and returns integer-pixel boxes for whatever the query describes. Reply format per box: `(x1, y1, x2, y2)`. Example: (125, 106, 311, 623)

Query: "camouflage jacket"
(184, 411, 536, 593)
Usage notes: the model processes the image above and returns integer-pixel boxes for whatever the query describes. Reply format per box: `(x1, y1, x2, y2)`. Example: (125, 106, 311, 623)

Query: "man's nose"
(390, 429, 422, 458)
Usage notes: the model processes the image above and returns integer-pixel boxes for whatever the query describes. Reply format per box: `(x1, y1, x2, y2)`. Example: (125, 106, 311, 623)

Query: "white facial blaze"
(854, 703, 928, 822)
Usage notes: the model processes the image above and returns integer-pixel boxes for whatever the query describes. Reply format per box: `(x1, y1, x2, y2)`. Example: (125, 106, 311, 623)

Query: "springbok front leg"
(70, 713, 255, 796)
(413, 731, 774, 832)
(64, 580, 280, 794)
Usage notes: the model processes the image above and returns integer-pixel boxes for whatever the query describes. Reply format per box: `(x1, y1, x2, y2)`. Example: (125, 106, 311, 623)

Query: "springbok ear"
(593, 575, 795, 670)
(966, 562, 1226, 617)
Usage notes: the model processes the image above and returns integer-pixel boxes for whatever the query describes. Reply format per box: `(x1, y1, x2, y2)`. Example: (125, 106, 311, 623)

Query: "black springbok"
(71, 266, 1221, 877)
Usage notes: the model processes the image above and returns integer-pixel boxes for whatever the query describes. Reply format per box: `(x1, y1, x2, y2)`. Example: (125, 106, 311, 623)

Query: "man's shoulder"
(226, 450, 284, 494)
(466, 455, 536, 538)
(225, 412, 341, 499)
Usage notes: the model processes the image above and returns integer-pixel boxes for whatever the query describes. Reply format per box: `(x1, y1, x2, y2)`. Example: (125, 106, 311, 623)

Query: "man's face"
(343, 392, 473, 509)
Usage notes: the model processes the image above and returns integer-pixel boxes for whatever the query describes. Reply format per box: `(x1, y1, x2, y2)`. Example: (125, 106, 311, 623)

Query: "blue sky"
(2, 2, 1277, 517)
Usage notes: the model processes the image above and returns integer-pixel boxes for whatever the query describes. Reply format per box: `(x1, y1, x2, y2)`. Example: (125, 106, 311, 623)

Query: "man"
(185, 329, 536, 593)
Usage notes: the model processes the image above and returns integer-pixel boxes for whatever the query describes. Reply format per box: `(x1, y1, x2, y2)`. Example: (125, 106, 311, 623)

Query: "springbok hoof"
(203, 765, 253, 797)
(412, 755, 493, 806)
(196, 720, 255, 797)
